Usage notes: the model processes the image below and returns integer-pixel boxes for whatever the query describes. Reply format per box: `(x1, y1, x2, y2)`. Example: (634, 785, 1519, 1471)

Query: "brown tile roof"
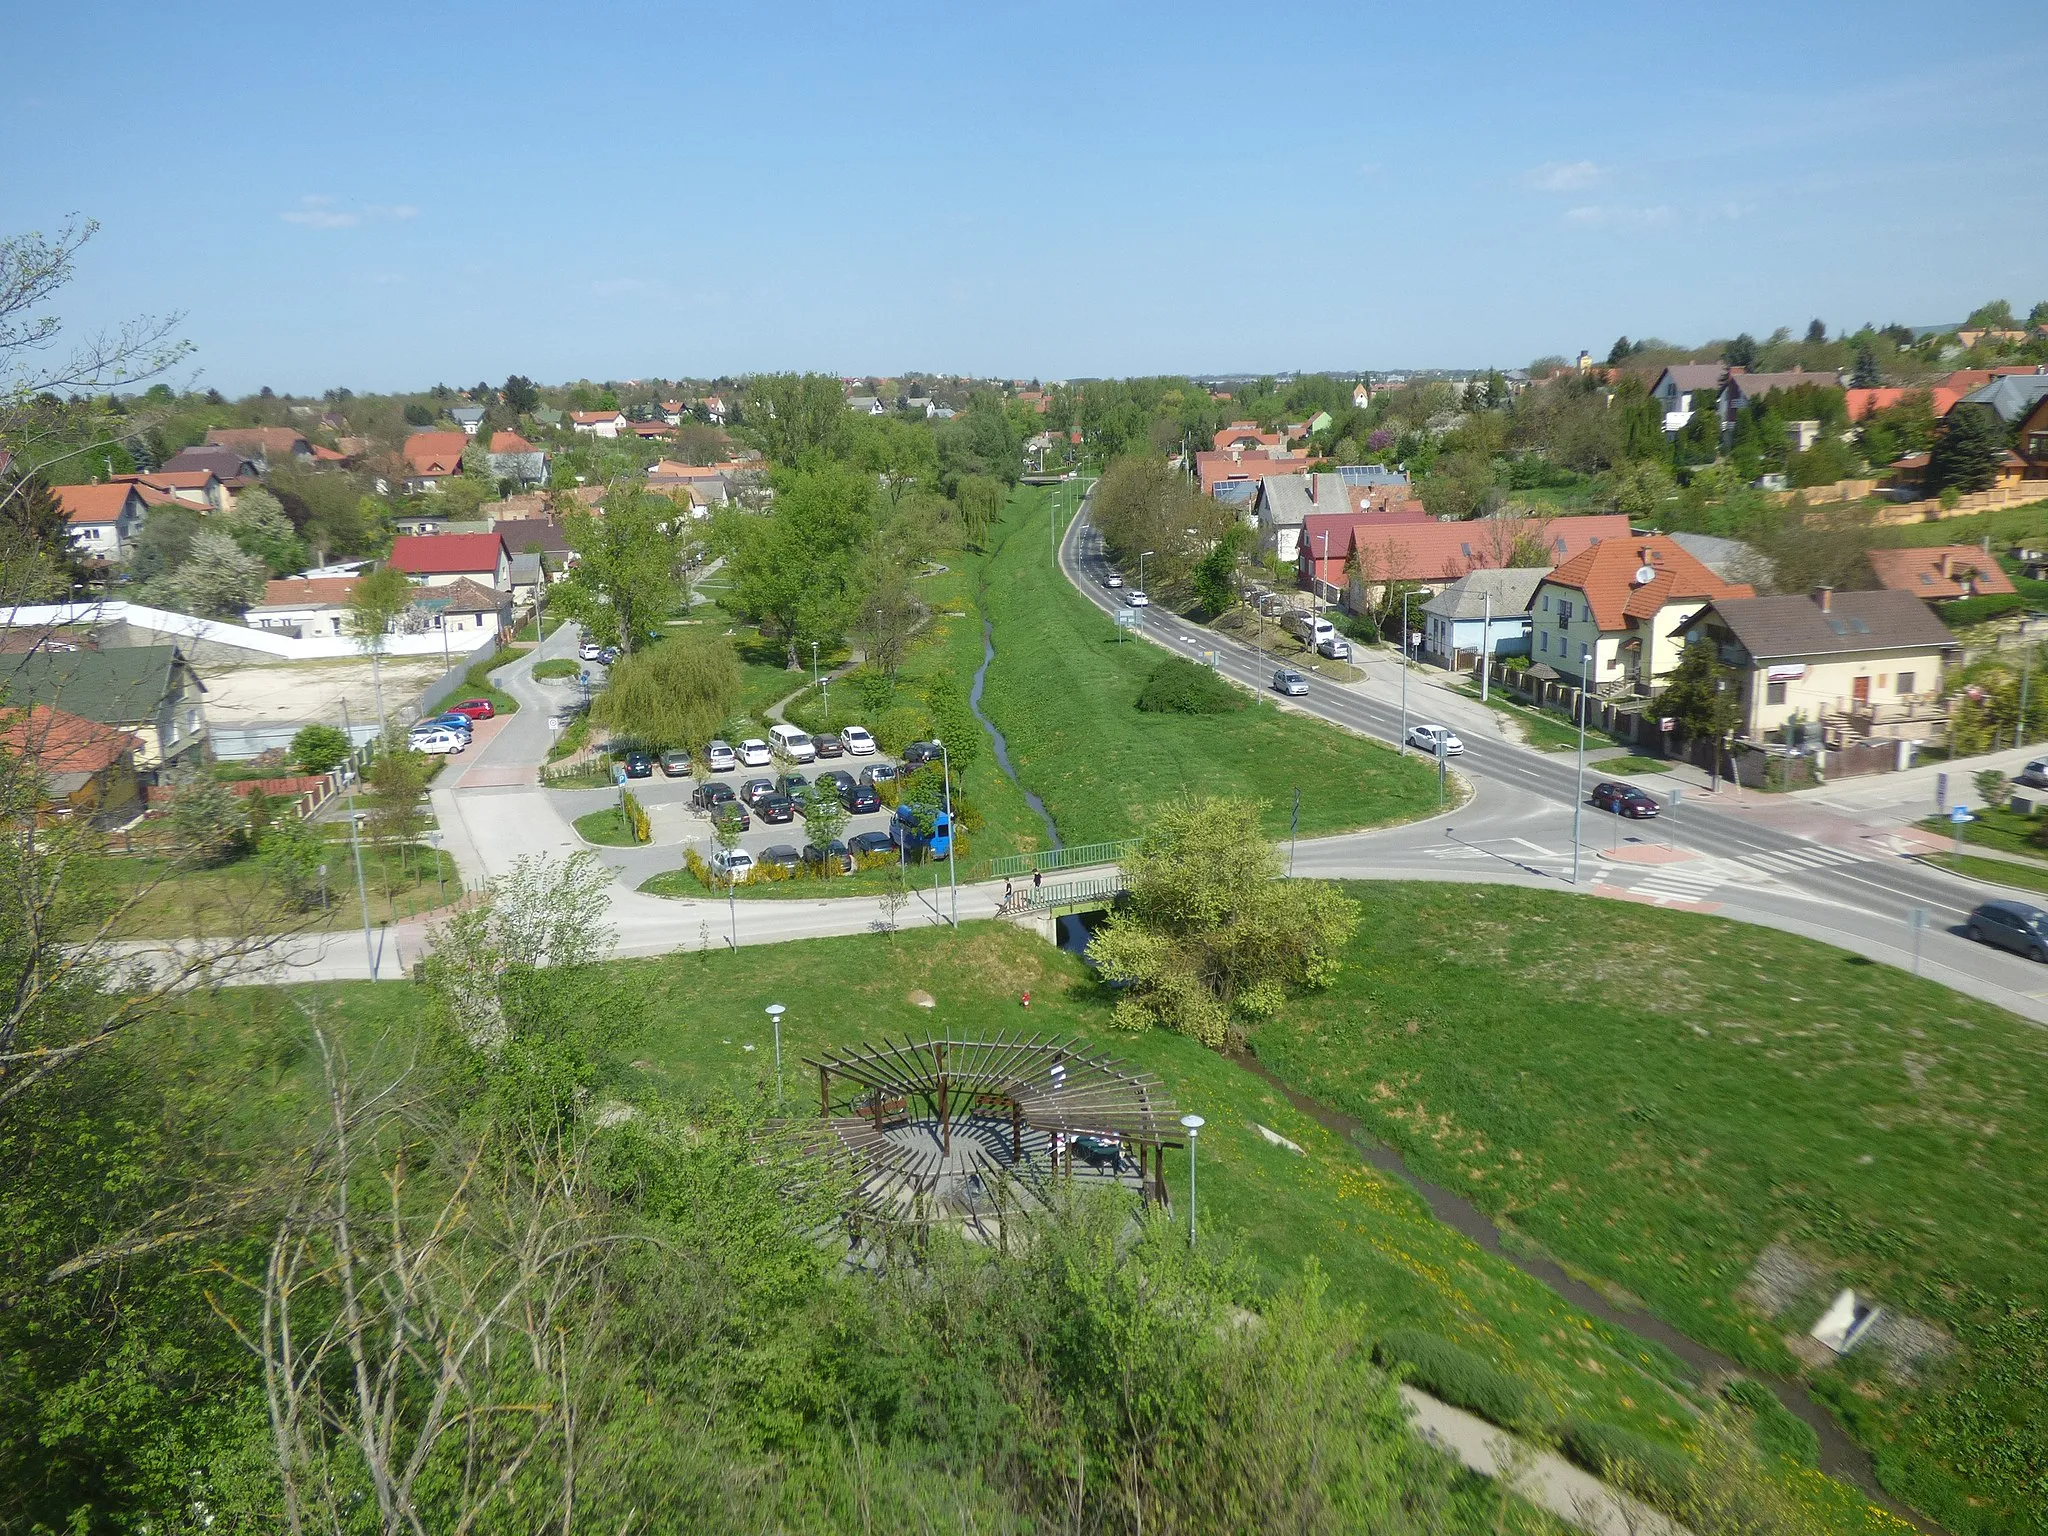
(1866, 546, 2018, 600)
(404, 431, 469, 477)
(1685, 590, 1956, 660)
(1542, 534, 1750, 630)
(387, 533, 506, 576)
(1725, 369, 1841, 401)
(488, 431, 537, 453)
(1198, 448, 1308, 494)
(569, 410, 623, 425)
(1331, 514, 1633, 591)
(55, 483, 141, 525)
(0, 704, 140, 774)
(117, 470, 216, 490)
(424, 577, 507, 614)
(249, 577, 362, 611)
(204, 426, 309, 456)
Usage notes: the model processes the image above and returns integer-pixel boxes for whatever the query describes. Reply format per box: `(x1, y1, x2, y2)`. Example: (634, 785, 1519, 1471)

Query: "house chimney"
(1813, 584, 1833, 612)
(1935, 551, 1949, 579)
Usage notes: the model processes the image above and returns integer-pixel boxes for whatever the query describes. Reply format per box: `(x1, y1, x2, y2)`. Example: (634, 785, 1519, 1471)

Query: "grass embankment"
(263, 920, 1898, 1531)
(573, 805, 640, 846)
(1451, 679, 1618, 753)
(1921, 851, 2048, 895)
(94, 841, 459, 938)
(1917, 803, 2048, 862)
(976, 492, 1439, 846)
(640, 857, 951, 902)
(1598, 753, 1673, 775)
(451, 645, 531, 716)
(1251, 883, 2048, 1536)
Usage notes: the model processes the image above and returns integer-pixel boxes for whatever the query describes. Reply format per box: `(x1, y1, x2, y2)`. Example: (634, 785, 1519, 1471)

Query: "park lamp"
(1179, 1113, 1205, 1246)
(765, 1004, 785, 1097)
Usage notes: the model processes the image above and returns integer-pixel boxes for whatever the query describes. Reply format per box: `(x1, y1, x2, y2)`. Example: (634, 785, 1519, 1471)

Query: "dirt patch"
(201, 655, 452, 726)
(1739, 1240, 1825, 1318)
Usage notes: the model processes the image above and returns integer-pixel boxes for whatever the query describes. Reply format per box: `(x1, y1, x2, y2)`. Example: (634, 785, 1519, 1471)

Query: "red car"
(445, 698, 495, 721)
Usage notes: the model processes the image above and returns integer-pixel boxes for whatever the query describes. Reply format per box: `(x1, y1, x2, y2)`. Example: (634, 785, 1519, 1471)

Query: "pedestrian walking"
(1003, 878, 1014, 908)
(1032, 868, 1042, 894)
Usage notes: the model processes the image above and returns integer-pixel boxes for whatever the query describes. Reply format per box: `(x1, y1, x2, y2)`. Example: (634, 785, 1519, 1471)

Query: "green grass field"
(1451, 680, 1600, 752)
(1249, 883, 2048, 1536)
(93, 841, 459, 938)
(1869, 502, 2048, 551)
(573, 805, 639, 846)
(1597, 753, 1673, 775)
(1916, 803, 2048, 860)
(975, 491, 1440, 845)
(1922, 850, 2048, 896)
(457, 645, 531, 716)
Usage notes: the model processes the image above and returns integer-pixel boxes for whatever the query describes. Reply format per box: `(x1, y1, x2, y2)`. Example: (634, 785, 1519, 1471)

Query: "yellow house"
(1674, 588, 1956, 742)
(1530, 535, 1753, 693)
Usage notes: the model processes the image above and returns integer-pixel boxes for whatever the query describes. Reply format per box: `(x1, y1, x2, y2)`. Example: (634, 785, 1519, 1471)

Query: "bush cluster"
(1558, 1419, 1696, 1508)
(1135, 656, 1245, 715)
(1372, 1329, 1541, 1432)
(620, 790, 650, 845)
(1719, 1378, 1820, 1468)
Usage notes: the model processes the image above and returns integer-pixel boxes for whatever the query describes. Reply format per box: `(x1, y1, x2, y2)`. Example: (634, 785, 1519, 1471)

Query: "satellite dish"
(1634, 565, 1658, 585)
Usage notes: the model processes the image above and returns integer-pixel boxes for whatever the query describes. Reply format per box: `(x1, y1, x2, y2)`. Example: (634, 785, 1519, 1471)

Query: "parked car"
(817, 769, 856, 798)
(709, 846, 754, 879)
(738, 777, 777, 807)
(2018, 758, 2048, 790)
(579, 641, 606, 662)
(660, 749, 692, 777)
(860, 762, 897, 785)
(600, 646, 620, 665)
(1591, 782, 1659, 818)
(901, 741, 941, 766)
(811, 734, 845, 759)
(1407, 724, 1464, 756)
(840, 725, 877, 756)
(409, 729, 465, 755)
(425, 712, 473, 735)
(1124, 590, 1150, 608)
(762, 795, 799, 825)
(848, 830, 896, 859)
(776, 772, 810, 798)
(1103, 573, 1124, 589)
(1316, 634, 1352, 660)
(1272, 669, 1309, 697)
(690, 781, 735, 811)
(445, 698, 495, 720)
(768, 723, 816, 762)
(621, 751, 653, 779)
(737, 737, 772, 767)
(705, 739, 738, 772)
(802, 839, 854, 874)
(711, 802, 751, 833)
(1967, 900, 2048, 961)
(758, 843, 803, 872)
(840, 781, 881, 814)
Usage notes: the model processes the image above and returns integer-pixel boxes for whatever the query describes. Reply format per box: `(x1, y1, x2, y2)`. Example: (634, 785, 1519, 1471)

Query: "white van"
(769, 723, 817, 763)
(1287, 612, 1337, 650)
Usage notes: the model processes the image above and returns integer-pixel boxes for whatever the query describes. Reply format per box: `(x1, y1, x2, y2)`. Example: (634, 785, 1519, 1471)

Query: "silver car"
(1272, 669, 1310, 697)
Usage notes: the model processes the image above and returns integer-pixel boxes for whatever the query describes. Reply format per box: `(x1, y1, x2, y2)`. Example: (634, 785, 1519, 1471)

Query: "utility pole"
(339, 698, 376, 976)
(1480, 592, 1491, 702)
(1571, 646, 1589, 886)
(2021, 630, 2036, 748)
(1398, 590, 1411, 754)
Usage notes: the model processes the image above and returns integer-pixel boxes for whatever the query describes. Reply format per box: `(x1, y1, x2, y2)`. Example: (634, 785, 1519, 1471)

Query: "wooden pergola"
(802, 1032, 1183, 1230)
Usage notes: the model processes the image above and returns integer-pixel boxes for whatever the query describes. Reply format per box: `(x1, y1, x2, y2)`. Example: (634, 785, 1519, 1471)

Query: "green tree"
(256, 815, 326, 910)
(549, 490, 684, 655)
(126, 502, 203, 584)
(364, 737, 433, 875)
(849, 415, 938, 503)
(501, 374, 539, 415)
(1804, 318, 1827, 344)
(1191, 523, 1254, 616)
(0, 474, 85, 599)
(739, 372, 849, 465)
(715, 464, 873, 668)
(589, 630, 741, 752)
(144, 528, 267, 617)
(850, 560, 925, 677)
(347, 566, 416, 728)
(954, 474, 1003, 547)
(215, 486, 306, 575)
(799, 782, 848, 867)
(920, 667, 980, 775)
(937, 393, 1022, 489)
(1965, 299, 2016, 331)
(1850, 342, 1882, 388)
(1606, 336, 1632, 365)
(161, 771, 249, 865)
(1090, 795, 1359, 1047)
(290, 723, 351, 775)
(1927, 404, 2005, 495)
(1656, 641, 1739, 747)
(1722, 333, 1758, 369)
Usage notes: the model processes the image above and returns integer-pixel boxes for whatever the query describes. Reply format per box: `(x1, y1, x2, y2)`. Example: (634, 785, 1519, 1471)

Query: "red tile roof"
(1316, 514, 1633, 591)
(1197, 449, 1308, 494)
(1542, 534, 1751, 630)
(404, 431, 469, 477)
(1846, 386, 1965, 422)
(55, 483, 141, 525)
(0, 704, 140, 774)
(488, 431, 537, 454)
(1866, 546, 2017, 600)
(250, 577, 362, 611)
(204, 426, 309, 456)
(387, 533, 507, 576)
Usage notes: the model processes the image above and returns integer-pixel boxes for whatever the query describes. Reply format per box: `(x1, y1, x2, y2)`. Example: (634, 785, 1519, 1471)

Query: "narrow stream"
(1228, 1048, 1940, 1532)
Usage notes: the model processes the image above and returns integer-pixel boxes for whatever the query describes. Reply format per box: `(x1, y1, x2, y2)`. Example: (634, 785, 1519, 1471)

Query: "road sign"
(1115, 608, 1140, 629)
(1659, 716, 1675, 733)
(1950, 804, 1975, 824)
(1434, 735, 1449, 761)
(1667, 786, 1682, 810)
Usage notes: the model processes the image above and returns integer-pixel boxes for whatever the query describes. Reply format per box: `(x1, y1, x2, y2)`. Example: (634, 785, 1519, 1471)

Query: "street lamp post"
(1179, 1113, 1205, 1246)
(765, 1003, 785, 1100)
(1398, 591, 1412, 754)
(1572, 645, 1590, 886)
(934, 739, 958, 929)
(1138, 549, 1154, 595)
(1480, 592, 1491, 702)
(338, 698, 376, 977)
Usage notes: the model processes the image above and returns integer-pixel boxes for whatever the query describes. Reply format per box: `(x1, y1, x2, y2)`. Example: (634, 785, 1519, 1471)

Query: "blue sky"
(6, 3, 2044, 394)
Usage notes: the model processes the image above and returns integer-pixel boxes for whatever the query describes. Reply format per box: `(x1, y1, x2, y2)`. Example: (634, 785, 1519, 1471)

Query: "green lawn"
(1597, 753, 1673, 775)
(976, 491, 1440, 845)
(92, 841, 460, 937)
(573, 805, 640, 846)
(1452, 680, 1615, 753)
(1922, 851, 2048, 896)
(1916, 803, 2048, 860)
(456, 645, 531, 717)
(1249, 883, 2048, 1536)
(1871, 503, 2048, 551)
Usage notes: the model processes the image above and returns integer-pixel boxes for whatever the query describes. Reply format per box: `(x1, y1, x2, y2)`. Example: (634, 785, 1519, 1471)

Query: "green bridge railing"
(980, 839, 1141, 881)
(1019, 873, 1129, 912)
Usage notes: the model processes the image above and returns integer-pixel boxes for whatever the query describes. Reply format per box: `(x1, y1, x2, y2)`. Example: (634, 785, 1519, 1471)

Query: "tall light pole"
(339, 698, 376, 977)
(934, 739, 958, 929)
(1572, 644, 1589, 886)
(1398, 590, 1412, 754)
(1138, 549, 1154, 595)
(765, 1003, 785, 1100)
(1179, 1114, 1205, 1246)
(1480, 592, 1492, 702)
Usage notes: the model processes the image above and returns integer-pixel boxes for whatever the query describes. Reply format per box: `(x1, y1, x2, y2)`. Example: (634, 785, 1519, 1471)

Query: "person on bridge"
(1003, 878, 1014, 908)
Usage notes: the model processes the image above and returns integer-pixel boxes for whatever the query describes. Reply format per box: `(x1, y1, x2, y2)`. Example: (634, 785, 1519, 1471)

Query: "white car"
(1317, 634, 1352, 660)
(840, 725, 877, 756)
(1103, 574, 1124, 589)
(409, 729, 465, 755)
(1124, 590, 1150, 608)
(710, 847, 755, 879)
(705, 739, 738, 773)
(1407, 724, 1464, 756)
(579, 641, 606, 662)
(737, 737, 773, 767)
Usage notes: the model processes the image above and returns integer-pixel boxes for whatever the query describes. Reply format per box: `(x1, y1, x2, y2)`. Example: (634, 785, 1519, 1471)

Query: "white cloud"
(1563, 204, 1671, 230)
(280, 196, 417, 229)
(1528, 159, 1603, 192)
(282, 208, 359, 229)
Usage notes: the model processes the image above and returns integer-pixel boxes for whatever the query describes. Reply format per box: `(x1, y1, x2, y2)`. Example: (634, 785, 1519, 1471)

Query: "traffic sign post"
(1435, 733, 1448, 809)
(1950, 802, 1974, 857)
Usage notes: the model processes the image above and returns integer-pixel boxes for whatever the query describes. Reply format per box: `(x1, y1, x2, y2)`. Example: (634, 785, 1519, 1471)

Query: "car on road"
(1272, 669, 1310, 697)
(1407, 724, 1464, 756)
(705, 739, 738, 772)
(409, 728, 465, 755)
(739, 777, 778, 807)
(776, 772, 810, 798)
(848, 830, 896, 859)
(621, 751, 653, 779)
(660, 749, 692, 777)
(711, 801, 751, 834)
(758, 795, 796, 825)
(901, 741, 941, 766)
(1102, 573, 1124, 589)
(1967, 900, 2048, 961)
(690, 781, 736, 811)
(445, 698, 495, 720)
(737, 737, 772, 767)
(839, 780, 881, 814)
(758, 843, 803, 873)
(860, 762, 897, 785)
(709, 846, 754, 880)
(1316, 635, 1351, 660)
(579, 641, 606, 662)
(1591, 782, 1659, 818)
(817, 769, 856, 798)
(802, 839, 853, 874)
(1124, 590, 1150, 608)
(2018, 758, 2048, 789)
(840, 725, 877, 756)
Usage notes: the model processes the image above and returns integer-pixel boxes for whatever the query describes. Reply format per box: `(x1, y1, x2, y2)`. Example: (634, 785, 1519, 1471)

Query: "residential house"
(387, 533, 511, 592)
(507, 554, 546, 606)
(701, 395, 727, 425)
(1646, 364, 1727, 433)
(568, 410, 627, 438)
(1530, 534, 1753, 691)
(1668, 532, 1771, 588)
(447, 405, 486, 436)
(1845, 385, 1966, 423)
(402, 431, 469, 493)
(1351, 382, 1371, 409)
(660, 399, 686, 426)
(1202, 448, 1308, 499)
(202, 426, 313, 468)
(844, 396, 886, 415)
(1716, 369, 1842, 435)
(1674, 588, 1955, 743)
(57, 483, 147, 563)
(414, 577, 512, 639)
(1254, 473, 1355, 566)
(2015, 390, 2048, 481)
(1866, 546, 2018, 603)
(1958, 373, 2048, 428)
(1334, 514, 1633, 613)
(245, 576, 361, 638)
(112, 469, 227, 513)
(0, 704, 143, 822)
(646, 461, 730, 505)
(485, 431, 548, 487)
(161, 444, 261, 489)
(1421, 569, 1548, 667)
(1, 644, 208, 777)
(492, 515, 573, 564)
(1214, 422, 1282, 452)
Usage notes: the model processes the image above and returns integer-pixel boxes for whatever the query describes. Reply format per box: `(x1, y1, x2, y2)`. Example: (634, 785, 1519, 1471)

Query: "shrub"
(873, 703, 934, 753)
(1558, 1418, 1693, 1510)
(620, 789, 651, 844)
(291, 723, 352, 775)
(1719, 1378, 1820, 1468)
(1976, 767, 2013, 809)
(533, 657, 578, 681)
(1372, 1330, 1540, 1432)
(1135, 656, 1245, 715)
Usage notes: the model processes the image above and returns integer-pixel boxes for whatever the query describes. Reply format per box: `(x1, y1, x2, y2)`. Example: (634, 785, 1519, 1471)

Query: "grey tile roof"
(1688, 590, 1955, 661)
(4, 644, 200, 726)
(1421, 567, 1548, 620)
(1960, 374, 2048, 423)
(1651, 364, 1727, 394)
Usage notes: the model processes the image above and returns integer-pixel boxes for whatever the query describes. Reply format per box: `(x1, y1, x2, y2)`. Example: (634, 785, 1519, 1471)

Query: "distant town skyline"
(8, 2, 2044, 395)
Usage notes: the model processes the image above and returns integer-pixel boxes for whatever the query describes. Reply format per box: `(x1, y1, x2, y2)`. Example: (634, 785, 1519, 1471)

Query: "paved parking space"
(589, 757, 907, 863)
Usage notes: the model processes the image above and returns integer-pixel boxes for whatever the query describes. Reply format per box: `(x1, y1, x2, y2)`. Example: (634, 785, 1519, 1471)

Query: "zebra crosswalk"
(1613, 842, 1871, 907)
